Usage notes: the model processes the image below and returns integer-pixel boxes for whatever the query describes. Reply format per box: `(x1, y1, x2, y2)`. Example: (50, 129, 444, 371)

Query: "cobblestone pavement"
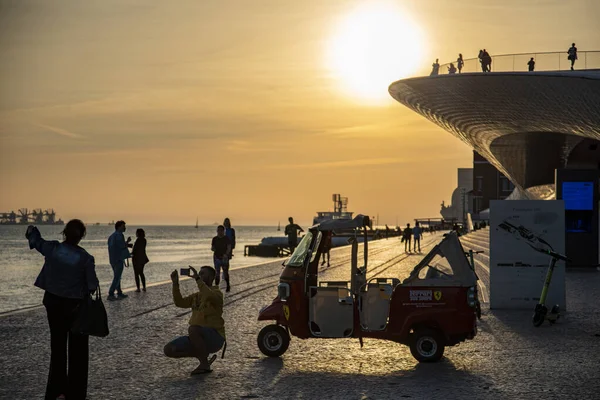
(1, 230, 599, 400)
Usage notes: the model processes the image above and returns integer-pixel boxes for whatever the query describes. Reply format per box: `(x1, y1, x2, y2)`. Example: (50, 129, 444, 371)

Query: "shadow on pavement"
(258, 358, 505, 399)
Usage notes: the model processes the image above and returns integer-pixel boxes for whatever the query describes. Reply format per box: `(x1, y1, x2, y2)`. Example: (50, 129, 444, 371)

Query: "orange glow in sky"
(1, 0, 599, 226)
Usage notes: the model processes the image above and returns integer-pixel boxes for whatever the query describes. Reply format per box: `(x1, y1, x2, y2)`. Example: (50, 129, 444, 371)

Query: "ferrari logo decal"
(283, 305, 290, 321)
(434, 291, 442, 301)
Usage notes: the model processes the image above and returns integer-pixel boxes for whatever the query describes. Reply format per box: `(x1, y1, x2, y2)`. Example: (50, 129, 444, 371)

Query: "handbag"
(71, 287, 110, 337)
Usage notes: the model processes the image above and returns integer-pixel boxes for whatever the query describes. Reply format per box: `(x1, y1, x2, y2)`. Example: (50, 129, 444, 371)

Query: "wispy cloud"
(33, 123, 82, 139)
(225, 140, 284, 153)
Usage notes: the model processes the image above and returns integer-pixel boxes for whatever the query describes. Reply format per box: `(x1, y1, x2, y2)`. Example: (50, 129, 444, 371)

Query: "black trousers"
(133, 261, 146, 290)
(43, 291, 89, 400)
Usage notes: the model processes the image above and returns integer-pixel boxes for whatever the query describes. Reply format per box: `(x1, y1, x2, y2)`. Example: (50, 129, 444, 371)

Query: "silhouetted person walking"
(568, 43, 577, 70)
(132, 228, 149, 292)
(212, 225, 232, 292)
(527, 57, 535, 72)
(403, 223, 413, 253)
(108, 220, 132, 301)
(430, 59, 440, 76)
(413, 222, 423, 253)
(223, 218, 236, 257)
(27, 220, 99, 400)
(457, 53, 464, 73)
(321, 231, 332, 267)
(285, 217, 304, 254)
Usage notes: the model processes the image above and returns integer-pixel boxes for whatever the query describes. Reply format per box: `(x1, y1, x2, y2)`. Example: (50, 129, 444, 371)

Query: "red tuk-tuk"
(257, 215, 478, 362)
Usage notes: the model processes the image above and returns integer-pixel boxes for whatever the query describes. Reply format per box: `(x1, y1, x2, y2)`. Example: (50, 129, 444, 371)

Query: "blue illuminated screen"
(562, 182, 594, 210)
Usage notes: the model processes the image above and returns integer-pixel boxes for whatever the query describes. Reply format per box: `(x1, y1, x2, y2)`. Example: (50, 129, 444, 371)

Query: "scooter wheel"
(258, 324, 290, 357)
(532, 305, 547, 327)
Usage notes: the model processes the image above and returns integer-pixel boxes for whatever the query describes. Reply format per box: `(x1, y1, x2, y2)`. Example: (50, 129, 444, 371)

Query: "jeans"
(404, 237, 411, 252)
(164, 326, 225, 358)
(109, 262, 124, 296)
(43, 291, 89, 400)
(213, 257, 230, 286)
(414, 237, 421, 252)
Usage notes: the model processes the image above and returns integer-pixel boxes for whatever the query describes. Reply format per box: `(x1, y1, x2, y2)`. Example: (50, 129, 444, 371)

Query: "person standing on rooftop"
(478, 50, 485, 72)
(430, 59, 440, 76)
(568, 43, 578, 70)
(27, 219, 99, 400)
(107, 220, 132, 301)
(457, 54, 464, 73)
(448, 63, 457, 74)
(527, 57, 535, 72)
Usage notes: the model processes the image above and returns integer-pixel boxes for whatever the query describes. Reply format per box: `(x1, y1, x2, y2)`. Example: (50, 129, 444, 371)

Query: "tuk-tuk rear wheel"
(410, 328, 445, 363)
(258, 324, 290, 357)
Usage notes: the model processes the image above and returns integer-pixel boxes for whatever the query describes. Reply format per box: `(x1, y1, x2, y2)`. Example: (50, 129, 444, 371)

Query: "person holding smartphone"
(164, 266, 225, 375)
(26, 220, 99, 400)
(211, 225, 232, 292)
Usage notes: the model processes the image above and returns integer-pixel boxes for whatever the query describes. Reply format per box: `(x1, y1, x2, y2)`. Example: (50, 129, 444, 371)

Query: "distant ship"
(0, 209, 64, 225)
(312, 194, 354, 225)
(195, 217, 199, 229)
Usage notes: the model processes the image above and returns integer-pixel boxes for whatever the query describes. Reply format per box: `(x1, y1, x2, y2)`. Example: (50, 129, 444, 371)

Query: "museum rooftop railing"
(434, 50, 600, 75)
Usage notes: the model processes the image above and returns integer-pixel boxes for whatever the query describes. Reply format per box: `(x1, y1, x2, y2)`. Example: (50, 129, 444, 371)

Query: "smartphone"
(180, 268, 191, 276)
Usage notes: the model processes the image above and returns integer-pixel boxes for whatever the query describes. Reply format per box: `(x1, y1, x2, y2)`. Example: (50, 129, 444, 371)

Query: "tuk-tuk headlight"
(278, 283, 290, 300)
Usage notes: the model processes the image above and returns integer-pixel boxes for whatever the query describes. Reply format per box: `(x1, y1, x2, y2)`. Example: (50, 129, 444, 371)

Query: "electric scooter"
(531, 247, 570, 327)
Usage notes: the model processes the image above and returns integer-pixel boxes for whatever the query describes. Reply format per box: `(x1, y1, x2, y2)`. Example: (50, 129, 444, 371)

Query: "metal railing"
(432, 50, 600, 75)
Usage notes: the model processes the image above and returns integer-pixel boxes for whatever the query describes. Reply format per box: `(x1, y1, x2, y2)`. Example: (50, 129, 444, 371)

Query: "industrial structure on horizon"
(0, 209, 64, 225)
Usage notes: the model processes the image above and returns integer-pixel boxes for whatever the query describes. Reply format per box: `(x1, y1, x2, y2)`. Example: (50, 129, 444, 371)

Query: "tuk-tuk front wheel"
(410, 328, 445, 362)
(258, 324, 290, 357)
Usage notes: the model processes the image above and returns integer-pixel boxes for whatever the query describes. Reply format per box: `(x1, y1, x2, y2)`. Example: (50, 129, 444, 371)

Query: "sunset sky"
(1, 0, 599, 226)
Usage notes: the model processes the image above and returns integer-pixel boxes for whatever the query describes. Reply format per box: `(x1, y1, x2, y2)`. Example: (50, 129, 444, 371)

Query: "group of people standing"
(431, 42, 580, 76)
(27, 217, 237, 398)
(402, 222, 423, 253)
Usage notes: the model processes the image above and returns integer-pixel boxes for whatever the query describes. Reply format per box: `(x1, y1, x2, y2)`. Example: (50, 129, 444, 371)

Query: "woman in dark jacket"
(132, 228, 149, 292)
(26, 219, 98, 400)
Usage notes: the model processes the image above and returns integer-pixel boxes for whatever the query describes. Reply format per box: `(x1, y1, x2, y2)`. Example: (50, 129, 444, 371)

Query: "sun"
(326, 2, 424, 104)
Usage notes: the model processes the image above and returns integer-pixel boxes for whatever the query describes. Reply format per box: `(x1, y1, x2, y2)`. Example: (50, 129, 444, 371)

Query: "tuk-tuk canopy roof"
(313, 214, 370, 231)
(402, 232, 477, 287)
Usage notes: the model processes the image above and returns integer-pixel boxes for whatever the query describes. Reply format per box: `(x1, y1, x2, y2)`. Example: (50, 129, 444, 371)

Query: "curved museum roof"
(389, 70, 600, 193)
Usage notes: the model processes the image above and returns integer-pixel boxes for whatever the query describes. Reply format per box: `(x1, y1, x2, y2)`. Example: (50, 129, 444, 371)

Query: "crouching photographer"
(164, 266, 226, 375)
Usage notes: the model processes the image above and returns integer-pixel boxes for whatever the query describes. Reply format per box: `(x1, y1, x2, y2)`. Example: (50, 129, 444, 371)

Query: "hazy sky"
(1, 0, 599, 225)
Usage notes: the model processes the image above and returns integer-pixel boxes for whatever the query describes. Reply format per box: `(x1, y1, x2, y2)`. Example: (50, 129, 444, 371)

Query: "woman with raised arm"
(26, 219, 98, 400)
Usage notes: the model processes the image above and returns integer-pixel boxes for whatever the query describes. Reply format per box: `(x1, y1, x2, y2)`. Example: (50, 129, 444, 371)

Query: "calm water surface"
(0, 225, 281, 313)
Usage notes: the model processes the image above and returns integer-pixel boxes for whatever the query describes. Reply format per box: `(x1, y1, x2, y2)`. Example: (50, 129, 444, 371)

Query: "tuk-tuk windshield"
(287, 232, 313, 267)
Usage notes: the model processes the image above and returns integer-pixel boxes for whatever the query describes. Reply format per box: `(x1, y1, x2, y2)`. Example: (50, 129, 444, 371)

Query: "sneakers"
(142, 287, 147, 292)
(226, 285, 231, 293)
(117, 293, 129, 299)
(107, 294, 118, 301)
(135, 289, 141, 293)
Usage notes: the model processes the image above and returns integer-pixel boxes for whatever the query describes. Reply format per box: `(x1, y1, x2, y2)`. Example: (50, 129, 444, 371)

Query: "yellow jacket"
(173, 278, 225, 339)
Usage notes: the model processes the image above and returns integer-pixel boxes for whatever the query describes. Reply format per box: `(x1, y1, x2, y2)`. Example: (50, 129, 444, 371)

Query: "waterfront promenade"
(1, 230, 599, 399)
